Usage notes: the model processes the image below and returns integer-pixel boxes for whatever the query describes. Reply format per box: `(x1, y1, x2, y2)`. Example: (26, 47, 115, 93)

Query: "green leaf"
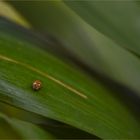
(0, 18, 140, 138)
(0, 1, 29, 27)
(0, 101, 96, 139)
(64, 1, 140, 56)
(0, 112, 54, 139)
(8, 1, 140, 97)
(0, 101, 55, 125)
(0, 113, 21, 139)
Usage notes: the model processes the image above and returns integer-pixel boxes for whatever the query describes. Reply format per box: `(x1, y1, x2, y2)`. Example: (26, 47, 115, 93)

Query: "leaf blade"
(8, 1, 140, 97)
(0, 20, 140, 138)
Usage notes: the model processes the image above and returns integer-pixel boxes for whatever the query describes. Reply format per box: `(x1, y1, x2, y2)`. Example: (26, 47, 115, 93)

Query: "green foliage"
(0, 112, 54, 139)
(0, 1, 140, 139)
(64, 1, 140, 56)
(9, 1, 140, 97)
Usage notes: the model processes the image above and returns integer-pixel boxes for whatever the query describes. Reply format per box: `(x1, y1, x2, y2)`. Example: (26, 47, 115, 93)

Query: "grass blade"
(0, 112, 54, 139)
(0, 18, 140, 138)
(8, 1, 140, 98)
(64, 1, 140, 56)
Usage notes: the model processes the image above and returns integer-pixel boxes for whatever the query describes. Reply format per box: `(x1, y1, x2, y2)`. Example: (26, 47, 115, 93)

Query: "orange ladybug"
(32, 80, 42, 91)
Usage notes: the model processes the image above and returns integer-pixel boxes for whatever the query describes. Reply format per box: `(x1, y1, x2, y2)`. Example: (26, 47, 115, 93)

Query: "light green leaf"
(64, 1, 140, 56)
(0, 1, 29, 27)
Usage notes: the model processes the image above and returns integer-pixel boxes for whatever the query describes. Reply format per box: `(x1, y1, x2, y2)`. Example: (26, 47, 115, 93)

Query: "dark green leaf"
(0, 18, 140, 138)
(0, 112, 54, 139)
(8, 1, 140, 97)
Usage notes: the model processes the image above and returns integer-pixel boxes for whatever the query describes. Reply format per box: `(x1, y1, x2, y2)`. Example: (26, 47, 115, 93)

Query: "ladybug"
(32, 80, 42, 91)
